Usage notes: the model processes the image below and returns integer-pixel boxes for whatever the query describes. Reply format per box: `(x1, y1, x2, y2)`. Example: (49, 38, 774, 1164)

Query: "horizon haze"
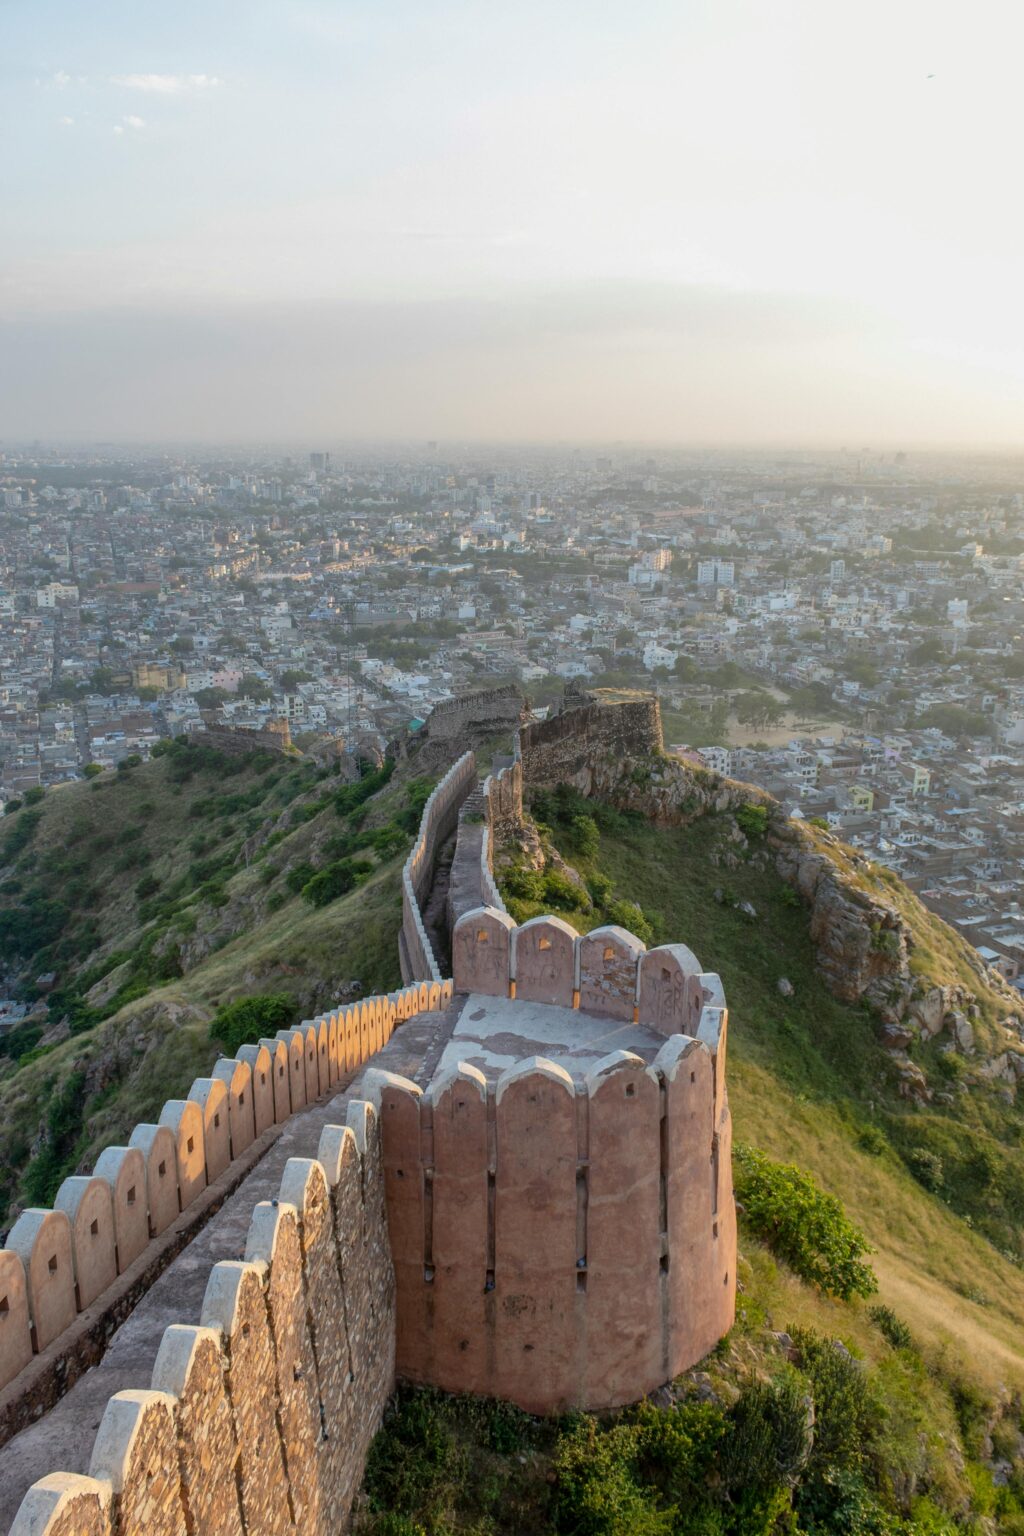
(3, 0, 1023, 446)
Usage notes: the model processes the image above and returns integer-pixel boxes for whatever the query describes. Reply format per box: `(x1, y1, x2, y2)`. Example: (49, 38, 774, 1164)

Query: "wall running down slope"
(7, 1097, 396, 1536)
(0, 980, 451, 1405)
(400, 750, 477, 983)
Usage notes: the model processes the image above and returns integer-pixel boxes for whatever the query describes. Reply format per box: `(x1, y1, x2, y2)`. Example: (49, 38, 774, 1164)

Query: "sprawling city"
(2, 441, 1022, 1011)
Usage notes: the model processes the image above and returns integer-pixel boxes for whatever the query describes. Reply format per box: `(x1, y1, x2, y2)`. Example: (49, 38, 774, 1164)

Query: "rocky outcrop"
(771, 833, 914, 1022)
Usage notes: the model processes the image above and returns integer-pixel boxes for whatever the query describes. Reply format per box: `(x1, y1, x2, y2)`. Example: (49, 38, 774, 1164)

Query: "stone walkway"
(0, 1010, 448, 1533)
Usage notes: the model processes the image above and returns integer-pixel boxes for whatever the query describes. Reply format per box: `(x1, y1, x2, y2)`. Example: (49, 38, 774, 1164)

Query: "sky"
(2, 0, 1024, 446)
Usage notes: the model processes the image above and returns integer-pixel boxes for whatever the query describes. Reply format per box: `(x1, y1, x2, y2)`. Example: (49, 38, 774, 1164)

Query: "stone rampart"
(401, 751, 477, 983)
(518, 695, 663, 792)
(380, 909, 733, 1413)
(371, 917, 733, 1413)
(6, 1095, 396, 1536)
(188, 719, 293, 757)
(420, 685, 525, 742)
(0, 980, 453, 1401)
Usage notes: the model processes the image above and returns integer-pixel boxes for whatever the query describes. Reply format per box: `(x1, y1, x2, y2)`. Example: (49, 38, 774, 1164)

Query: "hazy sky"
(3, 0, 1024, 445)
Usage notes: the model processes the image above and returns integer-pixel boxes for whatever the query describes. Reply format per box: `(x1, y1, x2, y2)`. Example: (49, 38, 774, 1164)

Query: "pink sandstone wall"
(370, 913, 735, 1415)
(0, 979, 451, 1398)
(7, 1098, 397, 1536)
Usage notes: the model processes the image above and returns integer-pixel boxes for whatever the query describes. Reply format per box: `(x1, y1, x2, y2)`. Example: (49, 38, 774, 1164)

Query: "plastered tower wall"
(0, 980, 451, 1401)
(7, 1098, 397, 1536)
(401, 751, 477, 982)
(380, 908, 736, 1415)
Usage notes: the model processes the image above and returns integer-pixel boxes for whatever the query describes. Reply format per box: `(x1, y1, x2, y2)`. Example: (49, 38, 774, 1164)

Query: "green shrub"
(23, 786, 45, 805)
(302, 858, 373, 907)
(733, 1144, 876, 1300)
(542, 868, 589, 911)
(208, 993, 295, 1056)
(568, 813, 600, 860)
(552, 1415, 674, 1536)
(857, 1125, 888, 1156)
(362, 1388, 467, 1524)
(286, 861, 317, 894)
(869, 1305, 914, 1351)
(83, 762, 103, 778)
(605, 899, 654, 945)
(502, 867, 545, 903)
(907, 1148, 944, 1192)
(23, 1070, 88, 1205)
(2, 807, 42, 856)
(736, 802, 769, 839)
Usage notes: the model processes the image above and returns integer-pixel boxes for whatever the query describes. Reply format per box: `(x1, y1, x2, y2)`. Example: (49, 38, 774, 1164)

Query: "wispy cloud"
(57, 116, 75, 127)
(51, 70, 71, 88)
(123, 115, 146, 129)
(110, 73, 222, 95)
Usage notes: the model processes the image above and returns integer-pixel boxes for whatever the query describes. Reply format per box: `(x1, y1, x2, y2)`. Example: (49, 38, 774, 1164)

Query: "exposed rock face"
(489, 689, 1024, 1053)
(771, 835, 913, 1021)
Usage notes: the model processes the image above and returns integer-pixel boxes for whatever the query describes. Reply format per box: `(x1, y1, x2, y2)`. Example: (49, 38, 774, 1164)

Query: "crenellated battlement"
(376, 907, 735, 1414)
(0, 979, 451, 1411)
(371, 1026, 733, 1413)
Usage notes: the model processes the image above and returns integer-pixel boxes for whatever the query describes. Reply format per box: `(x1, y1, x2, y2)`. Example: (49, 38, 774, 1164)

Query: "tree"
(735, 691, 785, 731)
(195, 686, 229, 710)
(917, 703, 991, 739)
(238, 674, 274, 702)
(909, 637, 946, 665)
(843, 657, 878, 688)
(280, 669, 313, 691)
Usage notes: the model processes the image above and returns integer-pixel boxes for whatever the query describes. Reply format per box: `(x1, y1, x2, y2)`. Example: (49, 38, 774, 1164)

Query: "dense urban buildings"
(1, 440, 1023, 1000)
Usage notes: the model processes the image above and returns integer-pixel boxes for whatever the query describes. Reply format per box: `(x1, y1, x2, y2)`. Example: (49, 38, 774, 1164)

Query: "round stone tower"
(370, 907, 735, 1414)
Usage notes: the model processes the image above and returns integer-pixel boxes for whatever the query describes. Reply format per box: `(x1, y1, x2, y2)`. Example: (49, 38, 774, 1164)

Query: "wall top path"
(432, 990, 666, 1085)
(0, 1007, 449, 1535)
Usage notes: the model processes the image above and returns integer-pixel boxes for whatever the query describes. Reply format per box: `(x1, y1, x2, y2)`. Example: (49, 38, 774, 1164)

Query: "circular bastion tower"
(369, 905, 735, 1415)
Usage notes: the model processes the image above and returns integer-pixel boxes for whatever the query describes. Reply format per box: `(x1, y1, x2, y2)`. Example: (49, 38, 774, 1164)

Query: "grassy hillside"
(0, 739, 423, 1224)
(391, 782, 1024, 1534)
(498, 787, 1024, 1368)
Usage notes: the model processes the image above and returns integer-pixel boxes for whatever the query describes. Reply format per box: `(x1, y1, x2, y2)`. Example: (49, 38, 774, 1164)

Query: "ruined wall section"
(420, 685, 526, 743)
(401, 751, 477, 983)
(7, 1099, 397, 1536)
(518, 696, 663, 794)
(0, 980, 452, 1403)
(188, 719, 293, 757)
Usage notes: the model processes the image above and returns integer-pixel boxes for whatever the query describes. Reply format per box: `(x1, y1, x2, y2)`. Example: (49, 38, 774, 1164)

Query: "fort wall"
(387, 906, 734, 1414)
(0, 980, 452, 1403)
(518, 695, 663, 792)
(401, 751, 477, 983)
(376, 910, 733, 1413)
(418, 684, 525, 743)
(188, 719, 293, 757)
(7, 1097, 396, 1536)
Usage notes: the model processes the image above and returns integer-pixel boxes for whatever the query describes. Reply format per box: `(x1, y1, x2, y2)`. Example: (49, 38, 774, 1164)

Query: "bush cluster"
(208, 992, 296, 1056)
(733, 1144, 877, 1300)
